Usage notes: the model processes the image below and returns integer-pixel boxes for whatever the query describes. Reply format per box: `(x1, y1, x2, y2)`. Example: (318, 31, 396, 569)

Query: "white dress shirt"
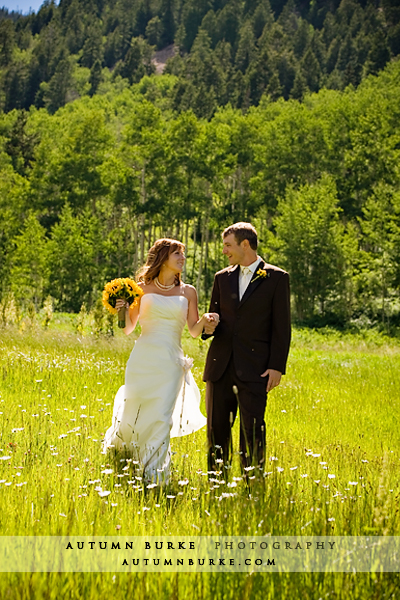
(239, 257, 260, 300)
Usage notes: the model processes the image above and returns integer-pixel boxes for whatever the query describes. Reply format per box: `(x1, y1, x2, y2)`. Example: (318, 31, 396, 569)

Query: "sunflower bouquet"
(102, 278, 143, 328)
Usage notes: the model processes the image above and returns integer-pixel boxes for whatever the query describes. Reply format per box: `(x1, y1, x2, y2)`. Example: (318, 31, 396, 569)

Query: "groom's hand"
(261, 368, 282, 393)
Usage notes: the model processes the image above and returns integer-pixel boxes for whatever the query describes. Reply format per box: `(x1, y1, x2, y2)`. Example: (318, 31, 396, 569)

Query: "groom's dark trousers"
(203, 260, 291, 470)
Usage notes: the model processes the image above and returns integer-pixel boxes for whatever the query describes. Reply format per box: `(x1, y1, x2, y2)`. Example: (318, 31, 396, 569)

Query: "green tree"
(48, 204, 103, 312)
(30, 104, 113, 219)
(9, 213, 49, 310)
(358, 184, 400, 326)
(275, 176, 346, 322)
(0, 151, 30, 300)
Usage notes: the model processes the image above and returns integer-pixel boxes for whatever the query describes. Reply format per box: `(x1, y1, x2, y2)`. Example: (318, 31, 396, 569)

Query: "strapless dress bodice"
(138, 294, 188, 344)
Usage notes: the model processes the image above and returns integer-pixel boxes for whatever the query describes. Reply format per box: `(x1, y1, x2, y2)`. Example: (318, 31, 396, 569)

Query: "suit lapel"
(227, 264, 240, 306)
(239, 260, 267, 307)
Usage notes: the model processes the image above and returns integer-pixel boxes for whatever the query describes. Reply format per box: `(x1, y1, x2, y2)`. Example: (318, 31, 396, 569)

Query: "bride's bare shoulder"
(139, 281, 151, 293)
(182, 283, 198, 300)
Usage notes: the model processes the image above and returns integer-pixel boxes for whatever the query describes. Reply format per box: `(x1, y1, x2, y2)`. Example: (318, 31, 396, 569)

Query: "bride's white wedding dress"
(102, 293, 206, 483)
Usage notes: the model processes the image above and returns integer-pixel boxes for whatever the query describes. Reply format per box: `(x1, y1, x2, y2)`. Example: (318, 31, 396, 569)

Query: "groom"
(202, 222, 291, 471)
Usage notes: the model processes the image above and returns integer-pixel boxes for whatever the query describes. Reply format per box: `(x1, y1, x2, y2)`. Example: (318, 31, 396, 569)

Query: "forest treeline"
(1, 58, 400, 328)
(0, 0, 400, 117)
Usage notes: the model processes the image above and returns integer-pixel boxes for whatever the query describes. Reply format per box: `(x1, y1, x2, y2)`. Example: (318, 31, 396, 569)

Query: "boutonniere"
(251, 268, 269, 283)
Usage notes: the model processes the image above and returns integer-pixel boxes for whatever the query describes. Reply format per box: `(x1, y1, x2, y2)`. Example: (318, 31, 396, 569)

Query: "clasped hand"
(203, 312, 219, 335)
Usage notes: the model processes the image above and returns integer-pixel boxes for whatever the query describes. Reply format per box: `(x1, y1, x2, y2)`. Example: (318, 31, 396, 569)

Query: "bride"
(102, 238, 218, 484)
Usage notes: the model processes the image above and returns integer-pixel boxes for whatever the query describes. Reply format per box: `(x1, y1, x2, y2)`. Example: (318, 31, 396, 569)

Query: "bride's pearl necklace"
(154, 276, 176, 291)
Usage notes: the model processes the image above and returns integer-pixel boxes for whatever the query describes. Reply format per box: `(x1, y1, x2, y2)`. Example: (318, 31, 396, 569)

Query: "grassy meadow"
(1, 315, 400, 598)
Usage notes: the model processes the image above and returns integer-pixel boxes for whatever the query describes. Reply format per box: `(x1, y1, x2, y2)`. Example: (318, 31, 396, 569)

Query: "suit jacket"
(203, 259, 291, 383)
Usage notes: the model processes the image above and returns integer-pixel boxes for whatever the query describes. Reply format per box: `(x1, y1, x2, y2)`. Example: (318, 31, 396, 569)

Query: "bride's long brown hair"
(137, 238, 185, 286)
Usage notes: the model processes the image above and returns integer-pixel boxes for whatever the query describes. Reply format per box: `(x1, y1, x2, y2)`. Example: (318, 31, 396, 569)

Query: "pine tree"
(43, 53, 73, 114)
(0, 19, 15, 67)
(114, 37, 155, 84)
(252, 1, 274, 39)
(89, 59, 103, 96)
(146, 16, 163, 48)
(293, 18, 312, 59)
(290, 67, 308, 99)
(217, 0, 242, 49)
(81, 21, 104, 68)
(235, 21, 256, 73)
(300, 47, 321, 93)
(135, 0, 153, 37)
(160, 0, 176, 47)
(5, 110, 39, 176)
(364, 30, 391, 76)
(201, 10, 219, 48)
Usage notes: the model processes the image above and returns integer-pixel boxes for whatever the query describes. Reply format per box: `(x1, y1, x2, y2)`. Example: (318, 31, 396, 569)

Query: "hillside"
(0, 0, 399, 116)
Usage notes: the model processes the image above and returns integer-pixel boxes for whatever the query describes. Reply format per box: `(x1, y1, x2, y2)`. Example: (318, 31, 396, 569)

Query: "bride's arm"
(115, 298, 141, 335)
(185, 286, 218, 338)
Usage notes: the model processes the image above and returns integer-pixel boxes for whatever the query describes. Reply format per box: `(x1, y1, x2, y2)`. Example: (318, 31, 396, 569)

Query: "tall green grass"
(1, 323, 400, 598)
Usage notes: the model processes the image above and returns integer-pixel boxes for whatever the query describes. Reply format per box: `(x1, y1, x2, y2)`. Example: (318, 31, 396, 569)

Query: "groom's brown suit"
(203, 259, 291, 469)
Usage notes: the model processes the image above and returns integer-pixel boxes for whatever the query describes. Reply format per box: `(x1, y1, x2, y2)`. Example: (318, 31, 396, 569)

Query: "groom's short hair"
(223, 222, 258, 250)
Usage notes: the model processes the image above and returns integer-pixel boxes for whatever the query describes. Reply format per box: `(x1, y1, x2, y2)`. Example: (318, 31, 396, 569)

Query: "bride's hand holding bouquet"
(102, 277, 143, 328)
